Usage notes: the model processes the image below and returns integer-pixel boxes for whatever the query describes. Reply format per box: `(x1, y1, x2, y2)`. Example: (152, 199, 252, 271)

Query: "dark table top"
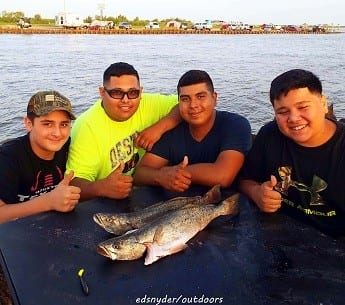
(0, 185, 344, 305)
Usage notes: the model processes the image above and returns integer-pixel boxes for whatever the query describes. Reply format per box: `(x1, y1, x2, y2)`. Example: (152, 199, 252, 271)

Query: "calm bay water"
(1, 33, 345, 142)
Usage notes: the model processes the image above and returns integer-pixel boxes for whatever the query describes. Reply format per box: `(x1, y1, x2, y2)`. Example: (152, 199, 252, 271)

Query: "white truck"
(145, 21, 160, 29)
(192, 20, 212, 31)
(55, 12, 84, 29)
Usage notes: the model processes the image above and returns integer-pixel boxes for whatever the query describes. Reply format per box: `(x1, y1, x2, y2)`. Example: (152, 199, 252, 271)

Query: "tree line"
(0, 11, 192, 27)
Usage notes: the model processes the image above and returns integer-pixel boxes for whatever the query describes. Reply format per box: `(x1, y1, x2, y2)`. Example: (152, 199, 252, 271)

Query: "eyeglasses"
(104, 88, 140, 100)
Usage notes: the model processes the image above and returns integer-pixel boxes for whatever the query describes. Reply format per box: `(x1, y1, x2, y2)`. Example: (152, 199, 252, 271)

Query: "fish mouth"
(93, 214, 103, 227)
(97, 245, 116, 260)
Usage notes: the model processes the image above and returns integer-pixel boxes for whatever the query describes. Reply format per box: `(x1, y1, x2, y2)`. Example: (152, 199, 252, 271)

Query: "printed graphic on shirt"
(17, 166, 64, 202)
(274, 166, 327, 206)
(109, 131, 140, 173)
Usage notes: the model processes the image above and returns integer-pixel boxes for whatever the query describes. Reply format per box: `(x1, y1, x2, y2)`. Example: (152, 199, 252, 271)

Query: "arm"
(133, 154, 191, 192)
(0, 172, 80, 224)
(70, 161, 133, 201)
(238, 175, 282, 212)
(135, 105, 182, 151)
(186, 150, 244, 188)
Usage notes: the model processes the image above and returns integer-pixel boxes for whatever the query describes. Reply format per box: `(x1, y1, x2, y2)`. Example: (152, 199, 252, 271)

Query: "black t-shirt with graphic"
(0, 134, 69, 204)
(241, 120, 345, 236)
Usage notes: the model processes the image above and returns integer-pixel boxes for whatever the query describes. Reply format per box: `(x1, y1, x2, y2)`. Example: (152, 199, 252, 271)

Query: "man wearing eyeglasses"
(66, 62, 179, 201)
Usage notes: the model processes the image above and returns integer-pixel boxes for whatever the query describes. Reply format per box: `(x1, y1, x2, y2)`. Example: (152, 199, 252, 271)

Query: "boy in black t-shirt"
(0, 90, 81, 223)
(239, 69, 345, 236)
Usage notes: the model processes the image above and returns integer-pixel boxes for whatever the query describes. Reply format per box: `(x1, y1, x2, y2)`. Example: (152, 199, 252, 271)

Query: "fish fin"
(152, 225, 165, 245)
(222, 193, 240, 215)
(143, 225, 188, 265)
(123, 228, 139, 235)
(205, 185, 222, 204)
(144, 240, 188, 265)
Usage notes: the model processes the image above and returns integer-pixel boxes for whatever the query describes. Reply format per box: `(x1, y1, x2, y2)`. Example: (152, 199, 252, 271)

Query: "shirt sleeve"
(220, 113, 252, 155)
(139, 93, 178, 128)
(0, 149, 20, 203)
(239, 124, 270, 182)
(66, 118, 102, 182)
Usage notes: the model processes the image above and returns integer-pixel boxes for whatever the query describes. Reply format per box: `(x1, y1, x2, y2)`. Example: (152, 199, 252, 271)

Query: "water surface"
(1, 33, 344, 142)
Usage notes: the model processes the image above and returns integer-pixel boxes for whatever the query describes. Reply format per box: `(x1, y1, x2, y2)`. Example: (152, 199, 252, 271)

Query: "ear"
(321, 94, 328, 112)
(99, 86, 105, 98)
(213, 91, 218, 107)
(24, 116, 33, 132)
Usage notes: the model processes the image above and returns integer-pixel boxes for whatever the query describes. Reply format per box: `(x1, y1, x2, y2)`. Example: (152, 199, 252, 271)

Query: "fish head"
(93, 213, 109, 227)
(93, 213, 130, 235)
(97, 238, 146, 261)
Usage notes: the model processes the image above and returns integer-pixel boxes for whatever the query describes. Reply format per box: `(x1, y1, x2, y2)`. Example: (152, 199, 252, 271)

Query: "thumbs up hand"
(59, 170, 74, 186)
(49, 171, 81, 212)
(158, 156, 192, 192)
(256, 175, 282, 212)
(101, 161, 134, 199)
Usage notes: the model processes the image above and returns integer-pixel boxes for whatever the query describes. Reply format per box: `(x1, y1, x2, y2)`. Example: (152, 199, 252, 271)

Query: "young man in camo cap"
(0, 90, 81, 223)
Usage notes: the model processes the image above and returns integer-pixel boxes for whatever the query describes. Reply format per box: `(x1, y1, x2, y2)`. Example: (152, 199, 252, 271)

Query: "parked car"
(145, 22, 160, 29)
(220, 23, 233, 30)
(180, 23, 188, 30)
(284, 25, 301, 32)
(192, 22, 212, 31)
(221, 22, 250, 31)
(118, 22, 132, 29)
(17, 18, 31, 29)
(88, 20, 114, 30)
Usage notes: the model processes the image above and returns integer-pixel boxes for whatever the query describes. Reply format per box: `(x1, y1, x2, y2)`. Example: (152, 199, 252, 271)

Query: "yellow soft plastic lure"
(77, 268, 89, 295)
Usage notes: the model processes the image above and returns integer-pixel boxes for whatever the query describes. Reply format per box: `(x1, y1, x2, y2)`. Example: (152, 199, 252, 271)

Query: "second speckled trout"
(96, 193, 239, 265)
(93, 185, 221, 235)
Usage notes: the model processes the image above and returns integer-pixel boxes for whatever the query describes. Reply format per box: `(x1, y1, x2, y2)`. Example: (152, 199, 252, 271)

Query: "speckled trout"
(97, 193, 239, 265)
(93, 185, 221, 235)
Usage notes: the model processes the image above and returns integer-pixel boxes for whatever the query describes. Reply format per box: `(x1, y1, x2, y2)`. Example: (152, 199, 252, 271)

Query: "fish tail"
(221, 193, 240, 215)
(205, 185, 222, 204)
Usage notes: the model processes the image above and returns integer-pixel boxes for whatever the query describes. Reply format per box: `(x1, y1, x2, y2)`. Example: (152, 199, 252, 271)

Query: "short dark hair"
(177, 70, 214, 94)
(103, 62, 140, 84)
(27, 112, 39, 122)
(270, 69, 322, 105)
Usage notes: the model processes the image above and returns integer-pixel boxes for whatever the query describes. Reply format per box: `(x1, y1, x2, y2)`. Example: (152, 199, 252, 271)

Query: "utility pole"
(98, 3, 105, 20)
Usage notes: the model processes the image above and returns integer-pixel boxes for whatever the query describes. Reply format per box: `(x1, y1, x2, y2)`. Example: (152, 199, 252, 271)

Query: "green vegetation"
(0, 11, 52, 25)
(0, 10, 193, 28)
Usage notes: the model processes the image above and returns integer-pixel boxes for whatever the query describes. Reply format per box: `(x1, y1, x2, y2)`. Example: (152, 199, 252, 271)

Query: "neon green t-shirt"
(66, 93, 177, 181)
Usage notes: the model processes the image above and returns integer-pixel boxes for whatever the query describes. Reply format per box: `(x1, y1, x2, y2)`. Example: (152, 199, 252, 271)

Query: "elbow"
(217, 174, 236, 189)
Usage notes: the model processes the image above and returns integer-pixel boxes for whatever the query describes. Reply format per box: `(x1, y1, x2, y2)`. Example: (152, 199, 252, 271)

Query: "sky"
(0, 0, 344, 25)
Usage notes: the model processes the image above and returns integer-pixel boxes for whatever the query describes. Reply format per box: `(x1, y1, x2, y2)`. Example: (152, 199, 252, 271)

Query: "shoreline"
(0, 26, 341, 35)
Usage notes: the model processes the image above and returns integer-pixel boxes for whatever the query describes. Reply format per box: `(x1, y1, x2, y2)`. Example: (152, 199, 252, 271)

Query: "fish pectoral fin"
(152, 225, 165, 245)
(164, 242, 188, 254)
(143, 241, 188, 266)
(123, 228, 139, 235)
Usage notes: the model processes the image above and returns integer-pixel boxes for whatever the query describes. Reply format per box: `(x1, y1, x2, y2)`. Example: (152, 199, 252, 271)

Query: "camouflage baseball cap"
(27, 90, 76, 120)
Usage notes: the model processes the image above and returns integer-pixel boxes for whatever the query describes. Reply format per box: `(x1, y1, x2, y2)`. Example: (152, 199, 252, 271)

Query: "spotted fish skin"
(93, 185, 221, 235)
(96, 193, 239, 264)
